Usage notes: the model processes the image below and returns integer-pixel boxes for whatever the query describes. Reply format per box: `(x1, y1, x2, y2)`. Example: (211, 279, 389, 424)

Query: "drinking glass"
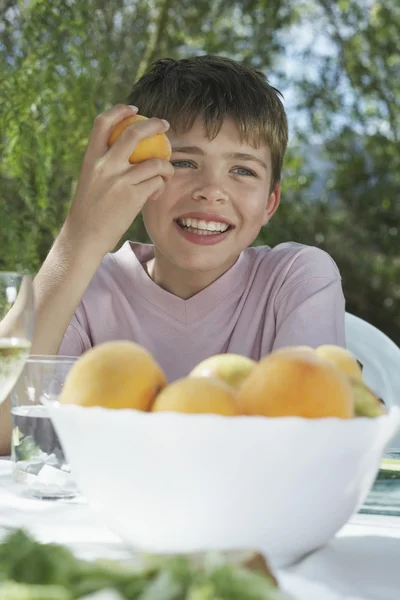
(10, 355, 79, 499)
(0, 272, 34, 405)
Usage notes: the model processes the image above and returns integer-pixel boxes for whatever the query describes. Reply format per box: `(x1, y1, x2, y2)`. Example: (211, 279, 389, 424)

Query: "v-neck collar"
(111, 241, 252, 325)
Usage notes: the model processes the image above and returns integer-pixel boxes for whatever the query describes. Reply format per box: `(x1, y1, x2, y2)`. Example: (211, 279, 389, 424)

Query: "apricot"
(316, 345, 363, 380)
(349, 377, 385, 418)
(151, 377, 240, 416)
(268, 346, 316, 359)
(189, 354, 256, 389)
(108, 114, 171, 164)
(237, 350, 354, 419)
(59, 341, 167, 410)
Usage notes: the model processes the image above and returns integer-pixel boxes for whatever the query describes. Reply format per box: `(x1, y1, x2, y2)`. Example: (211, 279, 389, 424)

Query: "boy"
(0, 55, 346, 452)
(34, 55, 346, 380)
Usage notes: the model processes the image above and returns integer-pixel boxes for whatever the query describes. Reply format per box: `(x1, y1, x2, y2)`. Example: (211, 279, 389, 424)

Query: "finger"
(134, 175, 165, 205)
(122, 158, 175, 184)
(107, 117, 170, 166)
(86, 104, 139, 161)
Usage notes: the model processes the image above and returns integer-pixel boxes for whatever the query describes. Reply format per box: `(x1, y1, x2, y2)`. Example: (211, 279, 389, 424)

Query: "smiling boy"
(32, 55, 345, 380)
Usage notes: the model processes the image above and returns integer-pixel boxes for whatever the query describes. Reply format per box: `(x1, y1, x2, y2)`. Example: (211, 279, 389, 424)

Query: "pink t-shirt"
(59, 241, 345, 382)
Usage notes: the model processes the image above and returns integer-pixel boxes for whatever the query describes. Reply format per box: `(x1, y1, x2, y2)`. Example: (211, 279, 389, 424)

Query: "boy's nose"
(192, 184, 229, 204)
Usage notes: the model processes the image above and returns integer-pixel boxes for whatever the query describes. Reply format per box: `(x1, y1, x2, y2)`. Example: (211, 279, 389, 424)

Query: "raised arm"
(31, 105, 173, 356)
(0, 105, 173, 454)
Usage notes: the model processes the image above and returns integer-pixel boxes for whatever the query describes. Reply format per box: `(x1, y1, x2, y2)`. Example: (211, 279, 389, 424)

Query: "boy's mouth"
(175, 217, 234, 236)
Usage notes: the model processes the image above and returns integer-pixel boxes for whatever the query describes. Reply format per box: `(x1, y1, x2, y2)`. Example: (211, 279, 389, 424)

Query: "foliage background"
(0, 0, 399, 343)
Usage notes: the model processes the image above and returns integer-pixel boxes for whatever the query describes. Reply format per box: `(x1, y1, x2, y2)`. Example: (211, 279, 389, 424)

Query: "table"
(1, 458, 399, 600)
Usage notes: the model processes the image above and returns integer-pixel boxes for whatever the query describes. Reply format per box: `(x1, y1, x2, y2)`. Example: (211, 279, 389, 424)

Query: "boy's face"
(141, 116, 280, 277)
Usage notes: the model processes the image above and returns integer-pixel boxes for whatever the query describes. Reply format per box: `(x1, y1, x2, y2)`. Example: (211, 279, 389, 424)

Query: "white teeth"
(185, 228, 220, 235)
(177, 218, 229, 233)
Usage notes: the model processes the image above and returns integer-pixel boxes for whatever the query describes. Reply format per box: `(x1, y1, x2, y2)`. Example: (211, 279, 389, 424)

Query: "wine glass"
(0, 272, 35, 405)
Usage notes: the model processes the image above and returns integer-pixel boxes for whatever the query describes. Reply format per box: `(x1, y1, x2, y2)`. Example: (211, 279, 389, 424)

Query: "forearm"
(31, 106, 172, 355)
(31, 223, 103, 356)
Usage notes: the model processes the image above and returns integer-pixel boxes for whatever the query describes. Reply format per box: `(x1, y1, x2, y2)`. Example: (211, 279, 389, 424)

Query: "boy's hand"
(66, 104, 174, 256)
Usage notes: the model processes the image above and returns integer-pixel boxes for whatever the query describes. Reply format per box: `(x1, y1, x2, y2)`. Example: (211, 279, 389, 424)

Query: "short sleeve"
(272, 247, 346, 350)
(58, 315, 92, 357)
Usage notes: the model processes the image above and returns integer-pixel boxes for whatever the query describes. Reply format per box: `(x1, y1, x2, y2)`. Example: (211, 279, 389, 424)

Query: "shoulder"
(241, 242, 343, 305)
(72, 243, 151, 314)
(245, 242, 341, 280)
(87, 241, 153, 291)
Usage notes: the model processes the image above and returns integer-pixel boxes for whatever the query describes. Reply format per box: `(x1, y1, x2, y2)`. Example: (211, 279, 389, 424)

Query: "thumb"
(86, 104, 139, 161)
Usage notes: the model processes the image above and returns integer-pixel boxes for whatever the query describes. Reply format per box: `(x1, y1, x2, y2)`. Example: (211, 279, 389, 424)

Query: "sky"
(274, 18, 341, 141)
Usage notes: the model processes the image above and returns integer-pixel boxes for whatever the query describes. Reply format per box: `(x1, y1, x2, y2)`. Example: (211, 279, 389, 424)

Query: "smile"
(174, 216, 234, 246)
(176, 217, 233, 235)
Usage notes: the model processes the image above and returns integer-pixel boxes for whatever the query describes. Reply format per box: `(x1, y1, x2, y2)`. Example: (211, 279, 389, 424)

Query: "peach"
(108, 114, 171, 164)
(189, 354, 256, 389)
(237, 349, 354, 419)
(152, 377, 240, 416)
(59, 341, 167, 410)
(349, 377, 385, 418)
(316, 345, 363, 380)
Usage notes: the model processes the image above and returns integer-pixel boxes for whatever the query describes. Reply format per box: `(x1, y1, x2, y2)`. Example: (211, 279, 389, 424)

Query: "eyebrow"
(171, 145, 268, 171)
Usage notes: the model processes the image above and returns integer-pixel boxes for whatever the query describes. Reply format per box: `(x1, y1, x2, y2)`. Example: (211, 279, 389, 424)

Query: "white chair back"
(345, 312, 400, 449)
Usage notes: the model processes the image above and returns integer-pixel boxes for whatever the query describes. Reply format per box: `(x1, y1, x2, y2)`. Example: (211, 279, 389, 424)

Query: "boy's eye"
(171, 160, 195, 168)
(170, 161, 257, 177)
(232, 167, 256, 177)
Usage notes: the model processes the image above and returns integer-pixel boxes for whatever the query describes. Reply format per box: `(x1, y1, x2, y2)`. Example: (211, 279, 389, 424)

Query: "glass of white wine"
(0, 272, 35, 406)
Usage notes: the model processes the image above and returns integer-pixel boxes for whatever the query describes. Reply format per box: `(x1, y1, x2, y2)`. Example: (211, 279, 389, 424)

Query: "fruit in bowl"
(314, 344, 384, 417)
(50, 341, 400, 567)
(58, 341, 384, 420)
(189, 353, 256, 389)
(59, 340, 166, 410)
(315, 344, 363, 380)
(236, 348, 354, 418)
(152, 377, 240, 416)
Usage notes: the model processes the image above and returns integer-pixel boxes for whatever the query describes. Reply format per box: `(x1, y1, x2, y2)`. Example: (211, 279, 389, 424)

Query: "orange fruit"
(59, 341, 167, 410)
(272, 345, 316, 355)
(108, 114, 171, 164)
(237, 349, 354, 419)
(189, 354, 256, 389)
(349, 377, 385, 418)
(151, 377, 240, 416)
(315, 345, 363, 380)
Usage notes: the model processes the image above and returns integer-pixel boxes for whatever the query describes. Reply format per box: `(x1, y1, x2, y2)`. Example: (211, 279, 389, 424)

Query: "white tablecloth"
(0, 458, 399, 600)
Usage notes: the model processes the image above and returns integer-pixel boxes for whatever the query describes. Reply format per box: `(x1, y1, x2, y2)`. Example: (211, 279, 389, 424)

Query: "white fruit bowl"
(49, 405, 400, 567)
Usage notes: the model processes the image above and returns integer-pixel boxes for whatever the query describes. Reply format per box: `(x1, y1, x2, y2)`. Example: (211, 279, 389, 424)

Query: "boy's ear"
(262, 182, 281, 225)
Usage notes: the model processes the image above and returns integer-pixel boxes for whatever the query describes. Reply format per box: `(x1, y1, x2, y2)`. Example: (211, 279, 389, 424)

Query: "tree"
(0, 0, 300, 269)
(0, 0, 398, 343)
(263, 0, 400, 342)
